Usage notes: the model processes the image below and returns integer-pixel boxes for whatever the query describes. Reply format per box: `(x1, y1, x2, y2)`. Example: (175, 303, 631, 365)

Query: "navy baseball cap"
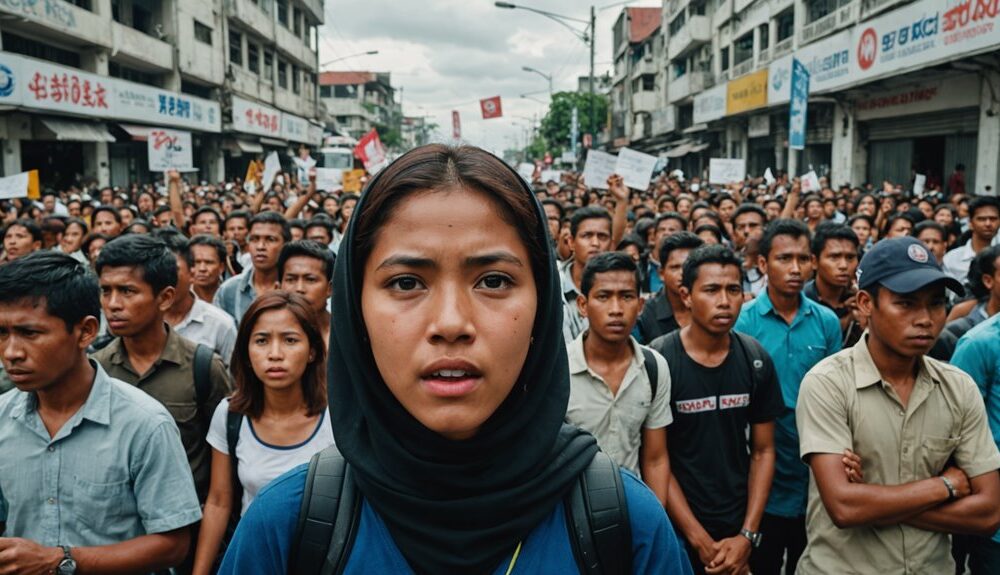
(856, 237, 963, 295)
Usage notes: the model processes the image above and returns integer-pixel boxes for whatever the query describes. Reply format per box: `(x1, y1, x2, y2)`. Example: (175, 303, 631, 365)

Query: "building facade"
(648, 0, 1000, 194)
(609, 7, 665, 152)
(0, 0, 325, 189)
(319, 71, 397, 141)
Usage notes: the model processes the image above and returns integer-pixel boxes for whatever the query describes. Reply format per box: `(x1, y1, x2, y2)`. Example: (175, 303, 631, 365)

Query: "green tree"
(538, 91, 608, 157)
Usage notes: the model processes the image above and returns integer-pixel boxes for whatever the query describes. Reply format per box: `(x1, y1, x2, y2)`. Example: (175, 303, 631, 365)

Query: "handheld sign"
(913, 174, 926, 197)
(315, 168, 342, 191)
(261, 152, 281, 193)
(0, 170, 40, 200)
(615, 147, 657, 190)
(148, 129, 194, 172)
(709, 158, 746, 185)
(764, 167, 776, 185)
(801, 170, 821, 193)
(582, 150, 618, 190)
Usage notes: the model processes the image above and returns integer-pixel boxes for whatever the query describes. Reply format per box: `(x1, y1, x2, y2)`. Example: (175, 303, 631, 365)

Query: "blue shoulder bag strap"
(565, 451, 633, 575)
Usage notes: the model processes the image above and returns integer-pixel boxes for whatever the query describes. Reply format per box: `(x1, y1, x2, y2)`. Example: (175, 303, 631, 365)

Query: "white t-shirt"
(207, 398, 335, 515)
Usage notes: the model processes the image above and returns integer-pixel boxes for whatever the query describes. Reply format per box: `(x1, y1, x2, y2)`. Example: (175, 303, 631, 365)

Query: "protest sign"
(315, 168, 343, 191)
(0, 170, 39, 200)
(517, 162, 535, 181)
(615, 147, 657, 190)
(709, 158, 746, 185)
(582, 150, 618, 189)
(913, 174, 926, 197)
(342, 169, 366, 193)
(540, 170, 563, 184)
(147, 129, 193, 172)
(261, 152, 281, 193)
(764, 167, 776, 185)
(801, 170, 821, 192)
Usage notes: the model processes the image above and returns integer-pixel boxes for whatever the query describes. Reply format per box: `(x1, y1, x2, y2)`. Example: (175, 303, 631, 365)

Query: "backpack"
(193, 343, 214, 408)
(656, 330, 768, 396)
(640, 347, 659, 400)
(289, 446, 632, 575)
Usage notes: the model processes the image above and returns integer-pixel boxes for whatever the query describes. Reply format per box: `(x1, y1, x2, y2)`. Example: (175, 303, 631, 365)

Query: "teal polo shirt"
(951, 312, 1000, 543)
(735, 291, 841, 517)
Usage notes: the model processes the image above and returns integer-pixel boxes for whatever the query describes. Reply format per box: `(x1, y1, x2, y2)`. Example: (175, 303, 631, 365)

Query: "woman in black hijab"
(217, 145, 690, 574)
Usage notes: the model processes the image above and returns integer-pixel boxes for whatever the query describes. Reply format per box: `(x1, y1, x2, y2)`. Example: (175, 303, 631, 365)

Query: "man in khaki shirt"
(796, 237, 1000, 574)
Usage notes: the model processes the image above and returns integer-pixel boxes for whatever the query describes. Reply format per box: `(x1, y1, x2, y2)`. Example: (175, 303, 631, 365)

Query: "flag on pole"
(480, 96, 503, 119)
(452, 111, 461, 140)
(355, 129, 388, 174)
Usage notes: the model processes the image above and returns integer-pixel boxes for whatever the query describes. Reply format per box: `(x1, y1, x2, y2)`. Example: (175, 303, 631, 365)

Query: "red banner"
(452, 110, 461, 140)
(354, 129, 388, 174)
(480, 96, 503, 119)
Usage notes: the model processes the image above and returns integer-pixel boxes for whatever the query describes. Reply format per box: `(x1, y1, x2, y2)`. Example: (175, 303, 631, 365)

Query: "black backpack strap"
(565, 451, 632, 575)
(733, 333, 766, 395)
(640, 347, 659, 401)
(193, 344, 213, 408)
(290, 445, 361, 575)
(225, 410, 244, 522)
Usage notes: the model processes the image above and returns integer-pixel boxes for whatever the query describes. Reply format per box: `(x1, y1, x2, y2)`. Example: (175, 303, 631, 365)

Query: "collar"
(755, 289, 814, 319)
(11, 360, 113, 427)
(567, 332, 644, 377)
(181, 294, 209, 326)
(851, 333, 939, 390)
(109, 324, 186, 368)
(559, 258, 580, 297)
(238, 268, 256, 293)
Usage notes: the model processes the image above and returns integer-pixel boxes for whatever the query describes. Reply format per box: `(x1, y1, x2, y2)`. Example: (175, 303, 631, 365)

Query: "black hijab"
(327, 146, 598, 574)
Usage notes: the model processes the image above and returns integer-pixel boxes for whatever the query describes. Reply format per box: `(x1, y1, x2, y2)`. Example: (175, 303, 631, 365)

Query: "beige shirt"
(796, 336, 1000, 575)
(566, 333, 673, 476)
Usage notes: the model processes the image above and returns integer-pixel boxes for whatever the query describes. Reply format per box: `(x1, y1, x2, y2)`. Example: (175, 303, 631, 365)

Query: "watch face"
(57, 558, 77, 575)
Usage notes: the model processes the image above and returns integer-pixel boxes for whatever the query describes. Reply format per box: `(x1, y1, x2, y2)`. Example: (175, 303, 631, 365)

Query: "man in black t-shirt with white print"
(649, 244, 784, 575)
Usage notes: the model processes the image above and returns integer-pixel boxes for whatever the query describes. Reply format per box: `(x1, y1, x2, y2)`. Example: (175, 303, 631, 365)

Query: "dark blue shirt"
(219, 463, 693, 574)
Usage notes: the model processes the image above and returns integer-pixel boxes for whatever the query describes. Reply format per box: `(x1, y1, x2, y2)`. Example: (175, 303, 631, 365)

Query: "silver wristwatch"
(56, 545, 76, 575)
(740, 528, 763, 548)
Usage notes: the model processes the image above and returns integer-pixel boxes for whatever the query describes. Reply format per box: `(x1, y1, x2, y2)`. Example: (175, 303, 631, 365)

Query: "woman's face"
(361, 187, 538, 441)
(935, 209, 953, 227)
(61, 223, 85, 253)
(249, 308, 314, 392)
(858, 195, 876, 216)
(851, 219, 871, 245)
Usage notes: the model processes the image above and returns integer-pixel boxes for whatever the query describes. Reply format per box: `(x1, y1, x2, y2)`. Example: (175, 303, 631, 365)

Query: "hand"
(705, 535, 751, 574)
(691, 534, 718, 570)
(607, 174, 628, 202)
(843, 449, 864, 483)
(308, 167, 317, 183)
(0, 538, 63, 575)
(942, 466, 971, 499)
(167, 169, 181, 184)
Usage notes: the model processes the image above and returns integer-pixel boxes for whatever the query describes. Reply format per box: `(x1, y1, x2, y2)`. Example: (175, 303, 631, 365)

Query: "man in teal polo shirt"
(735, 219, 841, 574)
(953, 312, 1000, 573)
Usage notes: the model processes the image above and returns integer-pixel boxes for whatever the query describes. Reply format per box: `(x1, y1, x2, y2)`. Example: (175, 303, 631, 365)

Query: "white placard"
(801, 170, 821, 193)
(540, 170, 563, 184)
(582, 150, 618, 190)
(615, 147, 657, 190)
(517, 162, 535, 181)
(315, 168, 342, 191)
(560, 151, 577, 164)
(147, 129, 193, 172)
(708, 158, 747, 185)
(913, 174, 926, 197)
(0, 171, 31, 200)
(261, 152, 281, 192)
(764, 167, 776, 185)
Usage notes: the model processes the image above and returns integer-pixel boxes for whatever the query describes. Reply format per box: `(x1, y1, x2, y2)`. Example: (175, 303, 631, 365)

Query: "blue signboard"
(789, 58, 810, 151)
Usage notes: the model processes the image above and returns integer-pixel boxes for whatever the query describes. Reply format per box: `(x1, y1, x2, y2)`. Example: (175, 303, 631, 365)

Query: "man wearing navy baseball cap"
(794, 237, 1000, 574)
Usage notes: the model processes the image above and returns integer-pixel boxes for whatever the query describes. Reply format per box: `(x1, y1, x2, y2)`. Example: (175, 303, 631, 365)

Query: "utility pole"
(589, 4, 596, 149)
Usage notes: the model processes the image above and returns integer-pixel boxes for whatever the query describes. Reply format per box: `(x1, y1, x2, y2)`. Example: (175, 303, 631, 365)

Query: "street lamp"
(320, 50, 379, 68)
(521, 66, 553, 95)
(520, 94, 548, 105)
(496, 2, 596, 143)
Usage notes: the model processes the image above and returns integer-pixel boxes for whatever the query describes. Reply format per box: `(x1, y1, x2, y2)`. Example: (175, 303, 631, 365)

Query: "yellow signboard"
(342, 169, 366, 193)
(727, 69, 769, 115)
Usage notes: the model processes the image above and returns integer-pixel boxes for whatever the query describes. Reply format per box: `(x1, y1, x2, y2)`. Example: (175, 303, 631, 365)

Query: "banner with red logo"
(480, 96, 503, 119)
(354, 129, 388, 175)
(452, 110, 461, 139)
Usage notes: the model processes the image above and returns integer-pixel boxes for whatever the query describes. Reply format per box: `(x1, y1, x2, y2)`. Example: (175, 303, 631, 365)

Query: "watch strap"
(941, 475, 957, 500)
(739, 528, 762, 548)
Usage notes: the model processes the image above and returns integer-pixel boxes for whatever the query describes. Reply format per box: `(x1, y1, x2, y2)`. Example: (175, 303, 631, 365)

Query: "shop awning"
(38, 118, 115, 142)
(665, 143, 692, 158)
(119, 124, 155, 141)
(683, 123, 708, 134)
(689, 142, 710, 153)
(224, 138, 264, 154)
(260, 137, 289, 148)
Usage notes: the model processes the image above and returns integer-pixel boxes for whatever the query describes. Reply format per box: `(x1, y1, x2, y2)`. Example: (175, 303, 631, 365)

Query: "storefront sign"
(748, 114, 770, 138)
(0, 0, 80, 32)
(147, 129, 194, 172)
(232, 96, 282, 139)
(769, 29, 854, 105)
(853, 75, 981, 121)
(727, 69, 769, 115)
(789, 59, 810, 151)
(694, 83, 727, 124)
(307, 122, 325, 147)
(0, 52, 220, 132)
(854, 0, 1000, 82)
(280, 112, 309, 143)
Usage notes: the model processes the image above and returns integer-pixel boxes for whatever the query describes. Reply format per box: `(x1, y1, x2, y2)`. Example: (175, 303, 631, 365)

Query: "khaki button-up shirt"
(92, 325, 231, 500)
(796, 337, 1000, 575)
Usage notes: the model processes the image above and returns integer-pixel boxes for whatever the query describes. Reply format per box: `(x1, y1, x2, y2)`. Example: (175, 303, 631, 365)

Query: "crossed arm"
(0, 528, 189, 575)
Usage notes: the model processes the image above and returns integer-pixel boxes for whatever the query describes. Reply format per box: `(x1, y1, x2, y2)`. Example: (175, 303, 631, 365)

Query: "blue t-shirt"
(219, 463, 693, 574)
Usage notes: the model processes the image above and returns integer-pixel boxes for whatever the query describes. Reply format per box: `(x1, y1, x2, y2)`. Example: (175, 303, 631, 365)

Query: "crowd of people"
(0, 144, 998, 575)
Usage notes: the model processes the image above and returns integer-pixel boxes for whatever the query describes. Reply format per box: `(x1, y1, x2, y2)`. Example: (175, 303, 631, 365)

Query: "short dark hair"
(659, 230, 704, 265)
(188, 234, 226, 264)
(95, 234, 177, 295)
(65, 217, 89, 235)
(654, 211, 688, 231)
(694, 224, 723, 244)
(914, 220, 947, 243)
(152, 205, 172, 219)
(847, 214, 874, 228)
(732, 203, 767, 224)
(122, 220, 152, 236)
(0, 251, 100, 331)
(968, 245, 1000, 298)
(681, 244, 743, 290)
(580, 251, 639, 297)
(249, 211, 292, 242)
(225, 210, 251, 227)
(5, 218, 42, 242)
(811, 223, 859, 257)
(760, 219, 811, 259)
(570, 206, 612, 237)
(153, 228, 192, 266)
(541, 199, 565, 220)
(616, 233, 644, 254)
(91, 205, 121, 224)
(81, 233, 112, 258)
(278, 240, 336, 282)
(192, 206, 223, 229)
(305, 216, 334, 238)
(968, 196, 1000, 219)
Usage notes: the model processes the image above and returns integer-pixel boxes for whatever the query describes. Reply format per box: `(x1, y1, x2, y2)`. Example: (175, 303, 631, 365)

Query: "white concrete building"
(609, 7, 666, 152)
(0, 0, 325, 189)
(318, 71, 397, 141)
(656, 0, 1000, 194)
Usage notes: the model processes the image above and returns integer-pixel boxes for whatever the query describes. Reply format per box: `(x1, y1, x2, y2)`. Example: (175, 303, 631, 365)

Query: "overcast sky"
(318, 0, 661, 154)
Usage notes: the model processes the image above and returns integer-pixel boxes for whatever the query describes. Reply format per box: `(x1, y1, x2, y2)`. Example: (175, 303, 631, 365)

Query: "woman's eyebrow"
(376, 255, 436, 271)
(464, 252, 524, 268)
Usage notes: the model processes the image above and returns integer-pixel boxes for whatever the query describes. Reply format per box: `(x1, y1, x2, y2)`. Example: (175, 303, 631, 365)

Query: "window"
(320, 85, 332, 98)
(673, 61, 687, 78)
(760, 24, 769, 49)
(278, 59, 288, 89)
(181, 81, 212, 99)
(247, 42, 259, 74)
(293, 8, 302, 37)
(277, 0, 288, 26)
(3, 32, 81, 68)
(229, 30, 242, 65)
(70, 0, 92, 9)
(194, 20, 212, 45)
(734, 33, 753, 64)
(777, 10, 795, 41)
(334, 85, 357, 98)
(292, 65, 300, 94)
(720, 47, 730, 71)
(669, 13, 686, 36)
(264, 51, 274, 81)
(642, 74, 655, 91)
(109, 62, 158, 87)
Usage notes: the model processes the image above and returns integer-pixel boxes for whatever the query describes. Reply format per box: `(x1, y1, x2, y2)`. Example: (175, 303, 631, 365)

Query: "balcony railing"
(667, 15, 711, 60)
(860, 0, 907, 20)
(758, 46, 771, 65)
(773, 36, 794, 58)
(731, 58, 754, 78)
(801, 0, 857, 46)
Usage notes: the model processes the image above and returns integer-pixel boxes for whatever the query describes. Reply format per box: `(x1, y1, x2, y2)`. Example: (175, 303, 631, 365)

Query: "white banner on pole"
(0, 171, 31, 200)
(913, 174, 926, 197)
(764, 167, 776, 185)
(261, 152, 281, 193)
(147, 129, 194, 172)
(582, 150, 618, 189)
(708, 158, 747, 185)
(315, 168, 343, 191)
(801, 170, 821, 192)
(615, 147, 657, 190)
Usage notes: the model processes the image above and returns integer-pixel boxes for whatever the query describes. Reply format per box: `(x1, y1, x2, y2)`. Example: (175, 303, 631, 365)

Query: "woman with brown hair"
(192, 291, 334, 575)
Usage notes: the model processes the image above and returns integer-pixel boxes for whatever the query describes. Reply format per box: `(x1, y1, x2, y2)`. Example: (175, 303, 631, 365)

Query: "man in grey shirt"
(0, 252, 200, 573)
